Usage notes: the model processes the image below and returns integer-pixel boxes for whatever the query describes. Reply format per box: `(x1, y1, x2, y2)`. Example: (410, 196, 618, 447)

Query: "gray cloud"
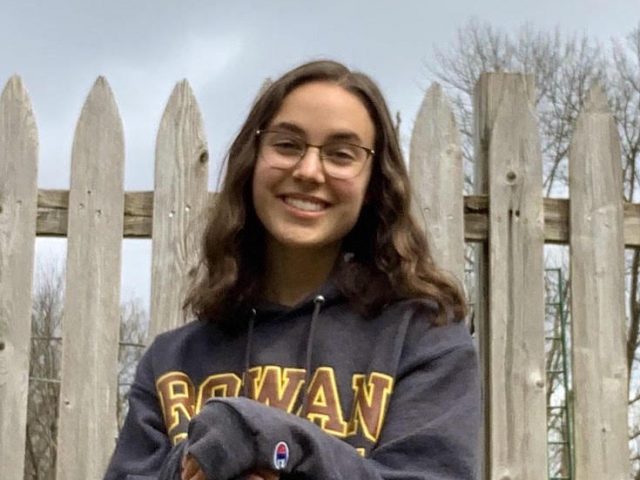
(3, 0, 637, 307)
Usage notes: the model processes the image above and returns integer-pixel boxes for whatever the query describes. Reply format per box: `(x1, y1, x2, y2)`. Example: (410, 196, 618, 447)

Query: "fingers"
(181, 454, 207, 480)
(181, 455, 280, 480)
(249, 469, 280, 480)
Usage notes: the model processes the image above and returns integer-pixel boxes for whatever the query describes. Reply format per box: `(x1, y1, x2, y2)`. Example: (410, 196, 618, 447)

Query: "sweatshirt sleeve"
(179, 321, 481, 480)
(103, 342, 174, 480)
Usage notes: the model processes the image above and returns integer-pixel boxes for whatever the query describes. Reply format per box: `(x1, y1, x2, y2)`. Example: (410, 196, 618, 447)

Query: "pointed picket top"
(164, 77, 196, 109)
(0, 75, 38, 146)
(75, 76, 123, 138)
(67, 75, 124, 210)
(0, 74, 39, 480)
(1, 74, 34, 114)
(86, 75, 113, 103)
(2, 74, 27, 100)
(1, 73, 21, 94)
(409, 82, 464, 281)
(70, 76, 124, 186)
(156, 79, 207, 155)
(569, 81, 628, 479)
(582, 83, 610, 114)
(570, 82, 621, 206)
(57, 76, 124, 480)
(150, 79, 209, 338)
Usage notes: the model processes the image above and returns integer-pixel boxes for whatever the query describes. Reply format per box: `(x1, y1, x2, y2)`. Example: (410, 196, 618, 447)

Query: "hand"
(181, 453, 280, 480)
(181, 454, 206, 480)
(245, 469, 280, 480)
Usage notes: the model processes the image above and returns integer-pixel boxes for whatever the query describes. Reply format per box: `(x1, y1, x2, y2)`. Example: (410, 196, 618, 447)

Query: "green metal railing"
(545, 268, 574, 480)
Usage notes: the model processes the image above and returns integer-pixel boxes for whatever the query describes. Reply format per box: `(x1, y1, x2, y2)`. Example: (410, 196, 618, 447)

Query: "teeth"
(283, 196, 325, 212)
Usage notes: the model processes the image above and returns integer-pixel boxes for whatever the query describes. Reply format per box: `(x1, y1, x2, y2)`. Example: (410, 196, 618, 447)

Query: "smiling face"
(252, 81, 375, 258)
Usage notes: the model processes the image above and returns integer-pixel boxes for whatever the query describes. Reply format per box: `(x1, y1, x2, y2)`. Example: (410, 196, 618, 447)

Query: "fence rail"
(32, 189, 640, 247)
(0, 71, 632, 479)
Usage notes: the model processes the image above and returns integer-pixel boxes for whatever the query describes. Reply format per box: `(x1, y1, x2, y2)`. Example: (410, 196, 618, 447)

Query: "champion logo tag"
(273, 441, 289, 470)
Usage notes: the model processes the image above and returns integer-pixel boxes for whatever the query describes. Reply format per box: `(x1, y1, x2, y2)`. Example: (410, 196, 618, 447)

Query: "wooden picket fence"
(0, 72, 631, 479)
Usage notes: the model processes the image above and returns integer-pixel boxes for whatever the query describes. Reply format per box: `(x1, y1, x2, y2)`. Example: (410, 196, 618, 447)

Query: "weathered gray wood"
(625, 203, 640, 246)
(36, 190, 640, 246)
(56, 77, 124, 480)
(0, 76, 38, 480)
(474, 73, 547, 479)
(473, 78, 491, 480)
(149, 80, 208, 338)
(465, 196, 569, 245)
(410, 83, 464, 282)
(569, 84, 629, 479)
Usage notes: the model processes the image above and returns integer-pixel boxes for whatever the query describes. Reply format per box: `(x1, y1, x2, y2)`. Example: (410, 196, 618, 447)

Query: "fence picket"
(149, 80, 208, 338)
(0, 70, 635, 480)
(0, 76, 38, 480)
(56, 77, 125, 480)
(474, 73, 547, 479)
(569, 84, 629, 479)
(409, 82, 464, 281)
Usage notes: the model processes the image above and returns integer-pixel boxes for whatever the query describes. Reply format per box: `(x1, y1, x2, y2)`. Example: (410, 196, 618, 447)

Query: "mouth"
(280, 195, 330, 213)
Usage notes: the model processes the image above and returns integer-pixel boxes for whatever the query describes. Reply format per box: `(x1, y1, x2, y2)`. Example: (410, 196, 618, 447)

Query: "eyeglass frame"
(255, 129, 375, 179)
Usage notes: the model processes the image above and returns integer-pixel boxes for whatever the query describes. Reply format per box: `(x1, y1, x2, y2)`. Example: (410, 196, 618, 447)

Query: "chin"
(271, 233, 341, 253)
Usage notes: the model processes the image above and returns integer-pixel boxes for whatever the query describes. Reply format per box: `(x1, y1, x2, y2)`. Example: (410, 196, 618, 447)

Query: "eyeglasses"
(256, 129, 374, 180)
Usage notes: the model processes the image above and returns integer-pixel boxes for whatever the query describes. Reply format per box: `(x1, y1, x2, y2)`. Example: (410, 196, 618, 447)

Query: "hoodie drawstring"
(242, 308, 257, 398)
(300, 295, 324, 416)
(241, 296, 325, 416)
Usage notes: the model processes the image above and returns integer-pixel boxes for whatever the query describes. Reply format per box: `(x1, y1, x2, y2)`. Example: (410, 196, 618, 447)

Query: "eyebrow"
(268, 121, 364, 144)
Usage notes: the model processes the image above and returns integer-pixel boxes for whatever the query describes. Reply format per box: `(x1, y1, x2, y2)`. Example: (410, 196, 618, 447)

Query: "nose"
(291, 145, 325, 183)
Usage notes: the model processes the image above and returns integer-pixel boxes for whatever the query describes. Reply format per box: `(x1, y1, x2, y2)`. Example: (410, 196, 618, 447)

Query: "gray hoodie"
(104, 280, 480, 480)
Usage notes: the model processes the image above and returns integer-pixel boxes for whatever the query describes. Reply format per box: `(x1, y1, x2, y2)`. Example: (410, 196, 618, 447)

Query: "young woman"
(105, 60, 480, 480)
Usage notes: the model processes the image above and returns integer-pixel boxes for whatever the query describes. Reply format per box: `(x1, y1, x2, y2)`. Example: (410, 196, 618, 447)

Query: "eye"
(268, 134, 305, 156)
(324, 144, 358, 164)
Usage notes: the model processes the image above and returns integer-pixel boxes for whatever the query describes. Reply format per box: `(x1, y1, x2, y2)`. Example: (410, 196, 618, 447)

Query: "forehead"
(268, 81, 375, 145)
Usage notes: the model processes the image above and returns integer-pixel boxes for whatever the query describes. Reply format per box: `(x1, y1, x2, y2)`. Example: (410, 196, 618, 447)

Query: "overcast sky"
(3, 0, 638, 309)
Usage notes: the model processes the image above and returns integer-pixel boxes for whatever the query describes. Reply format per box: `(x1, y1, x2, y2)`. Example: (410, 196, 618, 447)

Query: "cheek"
(252, 162, 272, 202)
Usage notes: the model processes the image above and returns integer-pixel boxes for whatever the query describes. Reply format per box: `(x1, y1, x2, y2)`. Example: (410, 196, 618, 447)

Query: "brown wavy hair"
(184, 60, 467, 325)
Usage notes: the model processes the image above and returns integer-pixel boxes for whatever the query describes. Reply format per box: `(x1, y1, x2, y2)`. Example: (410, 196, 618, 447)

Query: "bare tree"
(608, 26, 640, 479)
(24, 261, 63, 480)
(23, 261, 148, 479)
(117, 299, 148, 429)
(431, 20, 608, 196)
(430, 20, 640, 478)
(612, 26, 640, 204)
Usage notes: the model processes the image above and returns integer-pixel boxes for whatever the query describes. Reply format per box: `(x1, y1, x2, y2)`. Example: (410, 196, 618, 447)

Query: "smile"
(281, 195, 329, 212)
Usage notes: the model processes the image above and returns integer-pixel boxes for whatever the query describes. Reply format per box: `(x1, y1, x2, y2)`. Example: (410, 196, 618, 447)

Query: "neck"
(262, 240, 341, 306)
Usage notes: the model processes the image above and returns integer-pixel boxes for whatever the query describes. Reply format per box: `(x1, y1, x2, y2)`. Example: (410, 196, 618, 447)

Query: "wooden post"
(56, 77, 125, 480)
(149, 80, 208, 338)
(569, 84, 629, 479)
(409, 82, 465, 282)
(0, 76, 39, 480)
(474, 73, 547, 479)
